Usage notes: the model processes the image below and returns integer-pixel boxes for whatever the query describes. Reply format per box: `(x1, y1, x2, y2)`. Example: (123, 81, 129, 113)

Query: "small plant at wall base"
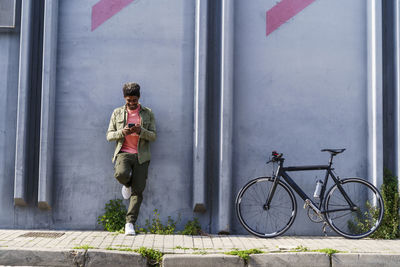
(347, 201, 380, 235)
(347, 169, 400, 239)
(136, 209, 179, 234)
(179, 218, 202, 235)
(135, 247, 163, 266)
(97, 199, 126, 232)
(371, 169, 400, 239)
(136, 209, 203, 235)
(225, 249, 263, 262)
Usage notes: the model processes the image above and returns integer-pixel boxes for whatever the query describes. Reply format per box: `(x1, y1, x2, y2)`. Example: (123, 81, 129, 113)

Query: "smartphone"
(128, 123, 135, 128)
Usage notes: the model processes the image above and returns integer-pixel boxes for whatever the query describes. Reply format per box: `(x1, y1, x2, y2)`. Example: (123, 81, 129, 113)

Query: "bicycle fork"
(263, 167, 281, 210)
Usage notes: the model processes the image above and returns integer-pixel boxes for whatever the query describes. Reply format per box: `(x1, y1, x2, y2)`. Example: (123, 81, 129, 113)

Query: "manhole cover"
(18, 232, 65, 238)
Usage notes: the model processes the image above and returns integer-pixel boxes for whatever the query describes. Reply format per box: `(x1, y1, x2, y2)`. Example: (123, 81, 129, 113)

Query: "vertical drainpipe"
(14, 0, 34, 206)
(38, 0, 59, 210)
(367, 0, 383, 188)
(193, 0, 208, 212)
(218, 0, 234, 233)
(395, 0, 400, 188)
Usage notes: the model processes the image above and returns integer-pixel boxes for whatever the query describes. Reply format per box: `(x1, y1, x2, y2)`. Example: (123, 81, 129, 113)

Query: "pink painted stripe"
(266, 0, 315, 35)
(92, 0, 134, 31)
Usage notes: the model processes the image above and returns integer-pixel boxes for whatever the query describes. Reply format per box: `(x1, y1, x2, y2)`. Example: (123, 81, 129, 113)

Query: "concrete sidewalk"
(0, 229, 399, 266)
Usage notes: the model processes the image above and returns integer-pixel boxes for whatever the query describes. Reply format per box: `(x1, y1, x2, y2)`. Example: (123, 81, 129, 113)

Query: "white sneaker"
(125, 223, 136, 235)
(121, 185, 131, 199)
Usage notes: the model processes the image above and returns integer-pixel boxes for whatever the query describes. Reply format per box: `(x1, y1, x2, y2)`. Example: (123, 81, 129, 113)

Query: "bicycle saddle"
(321, 148, 346, 155)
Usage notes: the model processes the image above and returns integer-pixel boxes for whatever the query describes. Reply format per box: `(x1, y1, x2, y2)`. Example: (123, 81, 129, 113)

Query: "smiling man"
(106, 82, 156, 235)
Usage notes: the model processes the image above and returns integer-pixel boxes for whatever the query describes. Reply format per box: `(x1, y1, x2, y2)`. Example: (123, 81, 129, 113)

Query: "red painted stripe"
(266, 0, 315, 36)
(92, 0, 134, 31)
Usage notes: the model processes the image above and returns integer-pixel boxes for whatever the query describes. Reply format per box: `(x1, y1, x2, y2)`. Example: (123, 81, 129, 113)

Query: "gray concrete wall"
(0, 31, 19, 227)
(232, 0, 370, 235)
(0, 0, 385, 235)
(383, 0, 396, 173)
(51, 0, 199, 230)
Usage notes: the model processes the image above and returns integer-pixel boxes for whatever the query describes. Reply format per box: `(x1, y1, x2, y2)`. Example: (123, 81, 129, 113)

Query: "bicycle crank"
(303, 199, 325, 221)
(307, 207, 324, 223)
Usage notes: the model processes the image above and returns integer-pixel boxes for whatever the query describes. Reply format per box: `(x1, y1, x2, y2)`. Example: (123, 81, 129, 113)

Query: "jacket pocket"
(116, 118, 124, 129)
(141, 114, 150, 128)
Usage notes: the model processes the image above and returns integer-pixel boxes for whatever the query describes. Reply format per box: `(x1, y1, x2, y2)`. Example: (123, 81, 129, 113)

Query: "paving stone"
(141, 234, 154, 248)
(183, 235, 193, 248)
(173, 234, 184, 248)
(1, 230, 400, 265)
(202, 236, 214, 249)
(163, 234, 174, 248)
(153, 234, 164, 248)
(193, 236, 203, 249)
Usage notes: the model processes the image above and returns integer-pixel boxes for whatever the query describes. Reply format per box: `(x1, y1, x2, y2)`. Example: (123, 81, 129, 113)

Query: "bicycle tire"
(235, 177, 297, 238)
(324, 178, 384, 239)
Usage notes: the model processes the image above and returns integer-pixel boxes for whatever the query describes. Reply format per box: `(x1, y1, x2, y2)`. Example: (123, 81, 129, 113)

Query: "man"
(106, 82, 156, 235)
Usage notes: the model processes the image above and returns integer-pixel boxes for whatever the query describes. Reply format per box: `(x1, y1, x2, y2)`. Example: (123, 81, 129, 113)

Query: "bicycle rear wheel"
(235, 177, 297, 238)
(324, 178, 384, 239)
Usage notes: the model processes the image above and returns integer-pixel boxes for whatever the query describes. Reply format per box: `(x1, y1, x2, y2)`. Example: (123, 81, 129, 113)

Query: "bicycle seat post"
(329, 154, 334, 167)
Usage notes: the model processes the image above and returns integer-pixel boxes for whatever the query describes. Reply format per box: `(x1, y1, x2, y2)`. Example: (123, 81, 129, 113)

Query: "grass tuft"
(225, 248, 263, 262)
(73, 245, 96, 250)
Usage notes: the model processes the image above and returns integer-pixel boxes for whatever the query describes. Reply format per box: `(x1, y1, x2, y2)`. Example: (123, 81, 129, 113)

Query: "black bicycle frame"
(265, 162, 356, 214)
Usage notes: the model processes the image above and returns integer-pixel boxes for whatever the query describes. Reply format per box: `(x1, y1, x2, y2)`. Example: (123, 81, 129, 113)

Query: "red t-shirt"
(120, 106, 141, 154)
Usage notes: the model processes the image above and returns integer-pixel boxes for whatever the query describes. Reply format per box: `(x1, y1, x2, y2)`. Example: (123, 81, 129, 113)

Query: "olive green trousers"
(114, 152, 149, 224)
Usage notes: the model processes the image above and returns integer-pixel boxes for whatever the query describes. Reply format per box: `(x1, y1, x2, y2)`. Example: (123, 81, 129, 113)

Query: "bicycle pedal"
(303, 199, 310, 209)
(322, 222, 328, 236)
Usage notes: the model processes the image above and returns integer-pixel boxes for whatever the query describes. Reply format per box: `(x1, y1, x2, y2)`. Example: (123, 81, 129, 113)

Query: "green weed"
(134, 247, 164, 266)
(179, 218, 202, 235)
(314, 248, 341, 256)
(136, 209, 203, 236)
(225, 248, 263, 262)
(193, 250, 208, 255)
(136, 209, 178, 235)
(293, 245, 309, 252)
(372, 169, 400, 239)
(292, 246, 342, 256)
(73, 245, 96, 250)
(97, 199, 126, 232)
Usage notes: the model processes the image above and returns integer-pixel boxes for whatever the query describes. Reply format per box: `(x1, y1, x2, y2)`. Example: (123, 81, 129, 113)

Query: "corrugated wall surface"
(51, 0, 198, 229)
(232, 0, 369, 235)
(0, 0, 385, 235)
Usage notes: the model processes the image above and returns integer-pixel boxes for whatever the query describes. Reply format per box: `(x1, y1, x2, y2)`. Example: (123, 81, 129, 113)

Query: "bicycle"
(235, 149, 384, 239)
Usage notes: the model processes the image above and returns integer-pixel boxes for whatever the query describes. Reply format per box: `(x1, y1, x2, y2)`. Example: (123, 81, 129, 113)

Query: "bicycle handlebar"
(266, 151, 284, 164)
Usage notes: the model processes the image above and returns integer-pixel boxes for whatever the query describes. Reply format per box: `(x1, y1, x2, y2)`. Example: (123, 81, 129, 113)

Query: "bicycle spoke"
(236, 178, 296, 237)
(325, 179, 384, 238)
(328, 211, 352, 220)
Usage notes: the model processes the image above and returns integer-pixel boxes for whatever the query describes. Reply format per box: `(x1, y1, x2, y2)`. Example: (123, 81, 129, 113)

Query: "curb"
(85, 249, 146, 267)
(1, 248, 400, 267)
(0, 248, 86, 267)
(163, 254, 245, 267)
(163, 252, 400, 267)
(332, 253, 400, 267)
(248, 252, 330, 267)
(0, 248, 145, 267)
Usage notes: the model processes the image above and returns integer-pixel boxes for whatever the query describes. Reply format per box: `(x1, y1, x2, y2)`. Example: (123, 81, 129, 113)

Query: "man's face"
(124, 95, 139, 110)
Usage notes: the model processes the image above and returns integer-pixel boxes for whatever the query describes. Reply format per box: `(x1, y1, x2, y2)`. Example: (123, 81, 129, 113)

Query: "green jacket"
(106, 105, 156, 164)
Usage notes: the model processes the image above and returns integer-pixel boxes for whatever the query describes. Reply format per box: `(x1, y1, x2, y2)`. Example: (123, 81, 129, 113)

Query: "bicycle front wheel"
(324, 178, 384, 239)
(235, 177, 297, 238)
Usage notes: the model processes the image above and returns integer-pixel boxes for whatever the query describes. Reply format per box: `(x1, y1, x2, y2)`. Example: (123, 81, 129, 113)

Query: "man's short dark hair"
(123, 82, 140, 97)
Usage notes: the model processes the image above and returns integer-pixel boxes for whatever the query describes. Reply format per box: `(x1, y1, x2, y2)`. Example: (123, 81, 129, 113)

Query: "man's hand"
(122, 125, 133, 136)
(131, 125, 141, 135)
(122, 125, 141, 136)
